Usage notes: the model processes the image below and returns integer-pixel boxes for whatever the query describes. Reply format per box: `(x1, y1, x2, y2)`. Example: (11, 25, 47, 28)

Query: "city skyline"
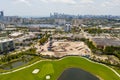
(0, 0, 120, 17)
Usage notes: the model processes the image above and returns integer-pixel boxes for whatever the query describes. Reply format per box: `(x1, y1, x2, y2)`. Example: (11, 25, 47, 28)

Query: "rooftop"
(92, 38, 120, 47)
(0, 38, 13, 43)
(9, 32, 23, 37)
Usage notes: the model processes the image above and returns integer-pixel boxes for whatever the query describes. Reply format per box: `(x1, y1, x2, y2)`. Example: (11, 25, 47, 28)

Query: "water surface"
(58, 68, 99, 80)
(0, 55, 34, 70)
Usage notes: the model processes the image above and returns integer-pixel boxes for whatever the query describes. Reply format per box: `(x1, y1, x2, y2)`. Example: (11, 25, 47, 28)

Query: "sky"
(0, 0, 120, 17)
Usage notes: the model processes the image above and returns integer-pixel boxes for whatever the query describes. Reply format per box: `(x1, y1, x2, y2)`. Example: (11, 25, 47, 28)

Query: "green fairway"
(39, 63, 54, 78)
(0, 56, 120, 80)
(111, 66, 120, 75)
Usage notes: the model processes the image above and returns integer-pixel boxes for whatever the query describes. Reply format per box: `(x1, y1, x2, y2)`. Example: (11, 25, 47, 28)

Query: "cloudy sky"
(0, 0, 120, 16)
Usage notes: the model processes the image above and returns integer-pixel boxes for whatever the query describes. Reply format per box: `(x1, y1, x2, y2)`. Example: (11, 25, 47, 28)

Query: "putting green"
(0, 56, 120, 80)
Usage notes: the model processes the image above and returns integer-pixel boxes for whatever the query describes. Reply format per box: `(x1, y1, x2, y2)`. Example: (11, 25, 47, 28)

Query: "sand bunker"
(32, 69, 39, 74)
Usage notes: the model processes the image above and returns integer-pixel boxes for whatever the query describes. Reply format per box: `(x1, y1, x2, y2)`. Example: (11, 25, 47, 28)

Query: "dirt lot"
(37, 40, 91, 57)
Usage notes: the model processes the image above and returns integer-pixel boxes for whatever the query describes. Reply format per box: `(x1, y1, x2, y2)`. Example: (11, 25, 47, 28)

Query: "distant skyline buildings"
(0, 11, 4, 17)
(0, 11, 4, 21)
(0, 11, 120, 20)
(0, 0, 120, 17)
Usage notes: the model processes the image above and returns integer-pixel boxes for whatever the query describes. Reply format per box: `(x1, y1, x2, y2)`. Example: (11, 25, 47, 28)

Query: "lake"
(58, 68, 100, 80)
(0, 55, 34, 70)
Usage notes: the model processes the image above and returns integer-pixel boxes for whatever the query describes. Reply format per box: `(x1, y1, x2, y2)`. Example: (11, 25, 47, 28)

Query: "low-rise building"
(14, 32, 36, 47)
(9, 32, 23, 38)
(91, 38, 120, 49)
(29, 26, 40, 32)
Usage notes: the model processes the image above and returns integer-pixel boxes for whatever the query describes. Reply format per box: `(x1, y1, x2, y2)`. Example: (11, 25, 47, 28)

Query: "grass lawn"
(0, 56, 120, 80)
(0, 56, 41, 73)
(111, 66, 120, 75)
(39, 63, 54, 78)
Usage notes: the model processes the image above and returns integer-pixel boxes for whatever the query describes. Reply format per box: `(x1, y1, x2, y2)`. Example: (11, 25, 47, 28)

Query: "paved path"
(0, 60, 48, 75)
(0, 56, 120, 78)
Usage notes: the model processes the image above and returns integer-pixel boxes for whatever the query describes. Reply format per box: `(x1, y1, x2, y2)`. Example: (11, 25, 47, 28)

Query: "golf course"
(0, 56, 120, 80)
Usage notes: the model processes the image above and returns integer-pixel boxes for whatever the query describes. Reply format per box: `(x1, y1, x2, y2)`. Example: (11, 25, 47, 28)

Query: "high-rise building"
(0, 11, 4, 17)
(0, 22, 5, 31)
(64, 24, 71, 32)
(0, 11, 4, 20)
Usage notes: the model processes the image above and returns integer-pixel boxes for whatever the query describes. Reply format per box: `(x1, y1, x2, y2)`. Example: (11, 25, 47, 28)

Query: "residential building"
(64, 24, 71, 32)
(55, 19, 66, 26)
(0, 22, 5, 31)
(0, 39, 15, 54)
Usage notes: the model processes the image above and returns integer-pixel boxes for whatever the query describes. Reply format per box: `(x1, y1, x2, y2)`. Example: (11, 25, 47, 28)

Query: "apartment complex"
(64, 24, 71, 32)
(0, 39, 15, 54)
(0, 22, 5, 31)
